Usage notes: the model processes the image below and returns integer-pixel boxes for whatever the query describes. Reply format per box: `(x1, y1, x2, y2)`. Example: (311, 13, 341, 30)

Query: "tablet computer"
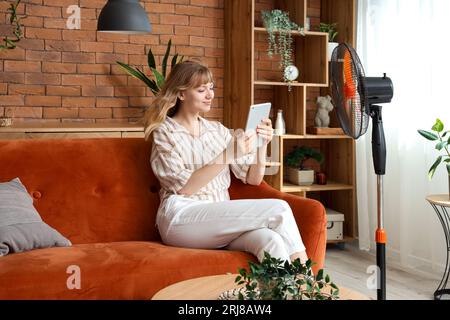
(245, 102, 272, 147)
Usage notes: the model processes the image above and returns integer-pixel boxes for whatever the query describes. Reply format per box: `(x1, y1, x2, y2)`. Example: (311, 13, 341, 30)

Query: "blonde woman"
(145, 61, 307, 264)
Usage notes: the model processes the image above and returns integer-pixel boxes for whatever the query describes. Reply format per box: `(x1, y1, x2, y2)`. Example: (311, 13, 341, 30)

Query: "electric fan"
(330, 43, 394, 301)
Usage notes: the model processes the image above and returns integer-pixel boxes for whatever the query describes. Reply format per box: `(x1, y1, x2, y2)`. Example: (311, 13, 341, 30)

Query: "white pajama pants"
(156, 195, 306, 262)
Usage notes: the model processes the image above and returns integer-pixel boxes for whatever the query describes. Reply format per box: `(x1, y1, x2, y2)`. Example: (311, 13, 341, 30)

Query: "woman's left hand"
(256, 119, 274, 147)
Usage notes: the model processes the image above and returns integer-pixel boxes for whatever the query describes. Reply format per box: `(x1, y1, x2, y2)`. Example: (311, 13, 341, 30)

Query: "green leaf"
(116, 61, 158, 93)
(418, 130, 439, 141)
(428, 156, 443, 180)
(147, 47, 156, 70)
(171, 53, 179, 72)
(162, 39, 172, 78)
(316, 270, 323, 282)
(432, 119, 444, 133)
(447, 163, 450, 175)
(151, 67, 165, 89)
(436, 141, 449, 151)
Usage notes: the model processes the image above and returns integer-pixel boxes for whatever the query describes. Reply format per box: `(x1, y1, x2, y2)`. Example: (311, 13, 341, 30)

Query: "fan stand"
(370, 105, 387, 301)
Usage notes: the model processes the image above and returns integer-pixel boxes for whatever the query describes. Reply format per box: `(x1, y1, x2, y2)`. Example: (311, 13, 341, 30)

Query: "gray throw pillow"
(0, 178, 71, 256)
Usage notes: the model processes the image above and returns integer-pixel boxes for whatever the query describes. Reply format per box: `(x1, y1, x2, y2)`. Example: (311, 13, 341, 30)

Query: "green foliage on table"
(418, 119, 450, 179)
(261, 10, 305, 83)
(285, 146, 324, 170)
(1, 0, 26, 51)
(235, 252, 339, 300)
(319, 22, 338, 42)
(116, 39, 185, 96)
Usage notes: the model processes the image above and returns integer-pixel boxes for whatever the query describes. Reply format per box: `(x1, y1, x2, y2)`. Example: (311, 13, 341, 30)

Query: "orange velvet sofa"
(0, 138, 326, 300)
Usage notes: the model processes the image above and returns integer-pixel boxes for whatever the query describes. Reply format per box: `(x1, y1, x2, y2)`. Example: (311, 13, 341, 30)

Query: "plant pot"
(257, 275, 297, 300)
(328, 42, 339, 61)
(287, 168, 315, 186)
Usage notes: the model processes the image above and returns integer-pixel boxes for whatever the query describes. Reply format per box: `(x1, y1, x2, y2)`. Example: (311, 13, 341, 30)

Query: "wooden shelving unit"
(224, 0, 357, 245)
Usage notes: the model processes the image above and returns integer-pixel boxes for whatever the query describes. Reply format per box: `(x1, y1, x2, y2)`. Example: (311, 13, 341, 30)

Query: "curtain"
(357, 0, 450, 274)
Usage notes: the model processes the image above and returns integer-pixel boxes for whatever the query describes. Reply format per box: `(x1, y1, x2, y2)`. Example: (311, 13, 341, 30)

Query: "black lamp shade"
(97, 0, 151, 34)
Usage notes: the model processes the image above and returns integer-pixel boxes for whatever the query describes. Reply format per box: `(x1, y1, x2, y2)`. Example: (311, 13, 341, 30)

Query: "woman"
(144, 60, 307, 264)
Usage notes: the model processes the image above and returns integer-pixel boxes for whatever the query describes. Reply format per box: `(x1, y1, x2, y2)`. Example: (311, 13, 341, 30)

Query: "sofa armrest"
(229, 177, 327, 272)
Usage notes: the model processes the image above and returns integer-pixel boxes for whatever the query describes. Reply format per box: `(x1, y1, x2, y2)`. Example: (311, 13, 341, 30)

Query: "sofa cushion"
(0, 241, 256, 300)
(0, 178, 72, 256)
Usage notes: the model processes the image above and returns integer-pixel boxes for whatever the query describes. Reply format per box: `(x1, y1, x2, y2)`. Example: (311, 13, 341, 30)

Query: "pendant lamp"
(97, 0, 151, 34)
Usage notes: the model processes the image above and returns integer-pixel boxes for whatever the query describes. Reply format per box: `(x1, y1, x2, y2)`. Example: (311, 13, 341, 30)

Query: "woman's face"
(179, 82, 214, 114)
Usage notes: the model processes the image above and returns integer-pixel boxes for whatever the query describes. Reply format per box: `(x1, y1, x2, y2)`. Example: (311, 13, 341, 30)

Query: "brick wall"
(0, 0, 224, 124)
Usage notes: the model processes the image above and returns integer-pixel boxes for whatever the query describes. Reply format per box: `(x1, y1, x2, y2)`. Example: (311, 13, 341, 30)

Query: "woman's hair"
(143, 60, 213, 141)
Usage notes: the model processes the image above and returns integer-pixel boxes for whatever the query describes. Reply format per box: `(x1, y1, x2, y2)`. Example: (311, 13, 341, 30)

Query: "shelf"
(254, 81, 328, 88)
(281, 181, 354, 193)
(280, 134, 352, 140)
(254, 27, 327, 38)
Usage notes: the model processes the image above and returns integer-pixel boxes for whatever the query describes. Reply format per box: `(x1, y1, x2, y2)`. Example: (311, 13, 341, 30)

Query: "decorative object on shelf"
(261, 10, 305, 87)
(326, 208, 345, 241)
(0, 0, 26, 51)
(97, 0, 151, 34)
(316, 172, 327, 185)
(319, 22, 339, 61)
(116, 39, 184, 96)
(315, 95, 334, 128)
(234, 252, 339, 300)
(284, 65, 299, 83)
(0, 117, 13, 128)
(305, 17, 311, 31)
(307, 95, 345, 135)
(285, 146, 324, 186)
(274, 109, 286, 136)
(418, 118, 450, 198)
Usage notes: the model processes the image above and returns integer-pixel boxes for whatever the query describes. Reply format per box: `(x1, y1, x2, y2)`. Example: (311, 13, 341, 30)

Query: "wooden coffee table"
(152, 274, 371, 300)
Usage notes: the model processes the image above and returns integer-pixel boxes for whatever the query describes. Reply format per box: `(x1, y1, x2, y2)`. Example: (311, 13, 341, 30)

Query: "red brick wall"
(0, 0, 224, 124)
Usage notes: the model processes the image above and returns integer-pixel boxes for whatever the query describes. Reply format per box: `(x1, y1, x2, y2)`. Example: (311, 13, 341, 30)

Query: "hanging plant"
(0, 0, 26, 51)
(261, 10, 304, 85)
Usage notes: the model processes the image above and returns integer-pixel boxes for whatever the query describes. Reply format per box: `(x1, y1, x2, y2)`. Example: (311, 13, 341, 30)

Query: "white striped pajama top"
(150, 116, 255, 212)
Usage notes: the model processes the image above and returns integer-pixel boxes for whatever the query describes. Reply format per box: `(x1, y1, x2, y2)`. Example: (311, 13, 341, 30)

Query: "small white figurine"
(315, 95, 334, 128)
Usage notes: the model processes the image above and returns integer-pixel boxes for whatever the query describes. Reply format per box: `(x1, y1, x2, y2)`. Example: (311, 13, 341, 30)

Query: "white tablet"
(245, 102, 272, 147)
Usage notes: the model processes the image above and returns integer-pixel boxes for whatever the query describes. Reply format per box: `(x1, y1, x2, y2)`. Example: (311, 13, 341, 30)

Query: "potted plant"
(418, 119, 450, 198)
(285, 146, 324, 186)
(234, 252, 339, 300)
(116, 39, 184, 96)
(319, 22, 339, 61)
(261, 10, 305, 87)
